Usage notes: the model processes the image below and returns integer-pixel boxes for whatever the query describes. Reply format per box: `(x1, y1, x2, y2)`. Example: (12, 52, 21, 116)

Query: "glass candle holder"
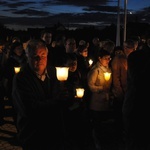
(56, 67, 69, 81)
(76, 88, 85, 98)
(89, 59, 93, 66)
(104, 72, 111, 81)
(14, 67, 21, 74)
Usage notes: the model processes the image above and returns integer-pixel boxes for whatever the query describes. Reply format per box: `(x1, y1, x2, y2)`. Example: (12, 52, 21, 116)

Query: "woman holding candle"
(76, 42, 92, 84)
(62, 53, 96, 150)
(76, 43, 93, 113)
(0, 43, 7, 125)
(3, 41, 27, 136)
(4, 41, 27, 102)
(87, 49, 112, 149)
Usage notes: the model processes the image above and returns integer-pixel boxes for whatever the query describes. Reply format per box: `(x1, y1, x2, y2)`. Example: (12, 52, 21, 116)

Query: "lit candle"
(56, 67, 69, 81)
(14, 67, 21, 74)
(89, 59, 93, 66)
(104, 72, 111, 81)
(76, 88, 84, 98)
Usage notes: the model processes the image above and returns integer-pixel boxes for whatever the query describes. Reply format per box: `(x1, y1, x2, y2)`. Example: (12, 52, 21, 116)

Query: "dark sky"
(0, 0, 150, 30)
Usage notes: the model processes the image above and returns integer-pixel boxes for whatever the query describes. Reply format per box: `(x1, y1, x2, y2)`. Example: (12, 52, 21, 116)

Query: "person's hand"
(103, 84, 109, 92)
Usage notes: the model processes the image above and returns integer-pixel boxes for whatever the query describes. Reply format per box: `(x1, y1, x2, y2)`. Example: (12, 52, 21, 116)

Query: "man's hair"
(102, 40, 115, 53)
(123, 39, 135, 49)
(25, 39, 48, 57)
(40, 30, 52, 38)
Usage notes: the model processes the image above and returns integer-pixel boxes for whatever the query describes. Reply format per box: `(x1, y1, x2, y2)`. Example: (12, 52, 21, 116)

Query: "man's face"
(42, 33, 52, 45)
(65, 39, 76, 53)
(28, 48, 48, 75)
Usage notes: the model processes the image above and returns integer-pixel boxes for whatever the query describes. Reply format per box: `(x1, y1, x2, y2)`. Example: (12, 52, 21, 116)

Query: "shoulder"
(88, 64, 99, 75)
(128, 49, 142, 59)
(111, 55, 124, 67)
(128, 49, 149, 65)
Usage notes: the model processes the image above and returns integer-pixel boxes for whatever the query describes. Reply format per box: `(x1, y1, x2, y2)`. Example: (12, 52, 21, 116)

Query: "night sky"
(0, 0, 150, 30)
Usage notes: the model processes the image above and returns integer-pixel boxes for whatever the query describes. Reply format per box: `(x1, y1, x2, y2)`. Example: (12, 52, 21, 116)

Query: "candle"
(89, 59, 93, 66)
(14, 67, 21, 74)
(104, 72, 111, 81)
(56, 67, 69, 81)
(76, 88, 84, 98)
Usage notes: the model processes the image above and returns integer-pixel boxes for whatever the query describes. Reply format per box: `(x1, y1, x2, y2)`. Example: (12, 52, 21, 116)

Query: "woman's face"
(80, 48, 88, 57)
(69, 60, 77, 72)
(99, 55, 111, 67)
(14, 45, 24, 56)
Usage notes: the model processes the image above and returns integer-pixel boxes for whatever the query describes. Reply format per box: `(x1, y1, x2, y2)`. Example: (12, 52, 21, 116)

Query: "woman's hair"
(77, 45, 87, 53)
(10, 41, 23, 55)
(98, 49, 110, 58)
(64, 53, 77, 67)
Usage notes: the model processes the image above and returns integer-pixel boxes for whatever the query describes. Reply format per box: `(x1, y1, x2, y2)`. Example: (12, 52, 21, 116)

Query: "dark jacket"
(12, 64, 64, 150)
(122, 45, 150, 149)
(4, 53, 27, 100)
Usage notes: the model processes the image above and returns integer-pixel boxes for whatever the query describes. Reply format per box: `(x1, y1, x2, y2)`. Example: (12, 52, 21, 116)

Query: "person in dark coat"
(122, 37, 150, 150)
(3, 41, 27, 132)
(12, 39, 65, 150)
(0, 44, 7, 125)
(62, 53, 96, 150)
(4, 41, 27, 103)
(76, 44, 92, 111)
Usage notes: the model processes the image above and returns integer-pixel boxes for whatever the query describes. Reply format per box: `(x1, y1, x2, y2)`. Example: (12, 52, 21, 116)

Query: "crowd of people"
(0, 30, 150, 150)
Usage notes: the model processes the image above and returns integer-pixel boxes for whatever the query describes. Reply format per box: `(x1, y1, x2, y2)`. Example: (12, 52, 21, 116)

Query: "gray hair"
(123, 39, 135, 49)
(25, 39, 48, 57)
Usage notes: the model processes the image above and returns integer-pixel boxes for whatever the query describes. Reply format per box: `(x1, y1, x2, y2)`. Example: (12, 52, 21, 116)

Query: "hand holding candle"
(76, 88, 84, 98)
(14, 67, 21, 74)
(104, 72, 111, 81)
(89, 59, 93, 66)
(56, 67, 69, 81)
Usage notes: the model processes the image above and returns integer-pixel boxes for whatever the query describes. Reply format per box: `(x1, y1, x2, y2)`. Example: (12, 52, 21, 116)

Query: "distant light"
(141, 18, 146, 21)
(129, 11, 132, 14)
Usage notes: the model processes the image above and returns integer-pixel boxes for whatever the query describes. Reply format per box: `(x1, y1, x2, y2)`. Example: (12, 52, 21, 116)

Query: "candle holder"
(76, 88, 85, 98)
(104, 72, 111, 81)
(55, 67, 69, 101)
(55, 67, 69, 81)
(89, 59, 93, 66)
(14, 67, 21, 74)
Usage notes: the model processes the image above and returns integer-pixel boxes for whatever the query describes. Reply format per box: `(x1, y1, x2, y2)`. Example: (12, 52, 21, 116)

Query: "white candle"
(76, 88, 84, 98)
(104, 72, 111, 81)
(56, 67, 69, 81)
(14, 67, 21, 74)
(89, 59, 93, 66)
